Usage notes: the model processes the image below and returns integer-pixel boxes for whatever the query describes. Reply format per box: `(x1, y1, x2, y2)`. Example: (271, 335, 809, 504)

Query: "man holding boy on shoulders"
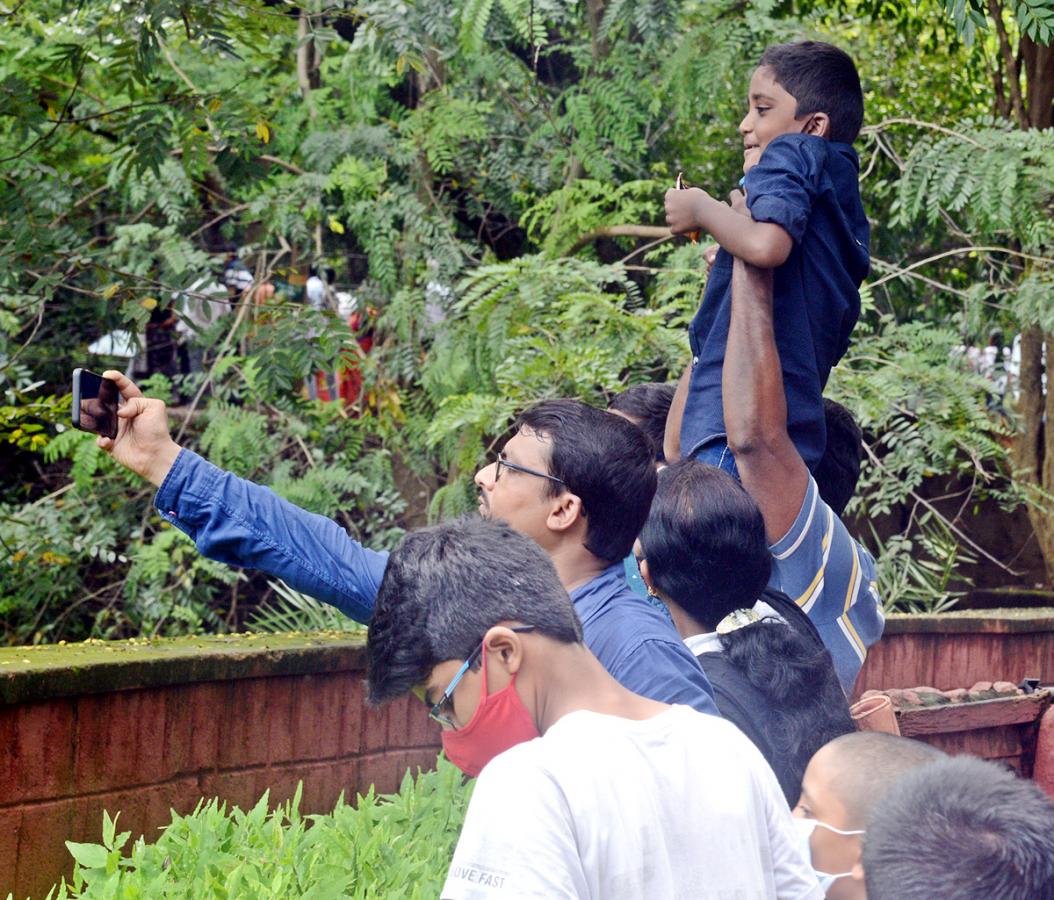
(666, 252, 884, 692)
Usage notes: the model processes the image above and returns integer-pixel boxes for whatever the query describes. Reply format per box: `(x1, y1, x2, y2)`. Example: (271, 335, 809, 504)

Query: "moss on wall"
(0, 632, 369, 705)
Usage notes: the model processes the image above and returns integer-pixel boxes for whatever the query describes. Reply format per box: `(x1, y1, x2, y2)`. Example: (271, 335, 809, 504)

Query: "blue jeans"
(690, 439, 740, 480)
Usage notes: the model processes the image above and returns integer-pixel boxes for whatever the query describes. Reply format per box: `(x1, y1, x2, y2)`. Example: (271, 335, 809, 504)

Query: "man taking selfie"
(96, 371, 718, 716)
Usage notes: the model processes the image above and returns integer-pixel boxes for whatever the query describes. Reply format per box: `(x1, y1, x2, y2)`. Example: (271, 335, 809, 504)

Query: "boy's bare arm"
(663, 362, 692, 463)
(665, 187, 792, 268)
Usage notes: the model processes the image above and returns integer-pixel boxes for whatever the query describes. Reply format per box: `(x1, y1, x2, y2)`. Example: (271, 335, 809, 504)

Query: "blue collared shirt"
(155, 450, 719, 715)
(681, 133, 870, 470)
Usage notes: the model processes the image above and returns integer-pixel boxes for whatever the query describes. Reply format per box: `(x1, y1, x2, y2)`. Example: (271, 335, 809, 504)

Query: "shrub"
(44, 759, 471, 899)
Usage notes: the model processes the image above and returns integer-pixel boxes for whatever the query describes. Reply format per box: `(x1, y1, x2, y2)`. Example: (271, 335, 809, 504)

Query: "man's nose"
(475, 461, 496, 489)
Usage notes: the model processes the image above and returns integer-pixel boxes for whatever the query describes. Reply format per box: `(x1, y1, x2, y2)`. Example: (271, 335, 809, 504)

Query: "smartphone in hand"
(72, 368, 119, 439)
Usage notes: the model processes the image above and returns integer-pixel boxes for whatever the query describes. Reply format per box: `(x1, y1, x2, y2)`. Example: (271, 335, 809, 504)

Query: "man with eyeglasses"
(367, 516, 820, 899)
(97, 376, 718, 715)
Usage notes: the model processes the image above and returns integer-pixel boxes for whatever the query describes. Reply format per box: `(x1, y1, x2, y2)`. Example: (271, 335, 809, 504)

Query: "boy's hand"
(96, 370, 182, 487)
(703, 244, 719, 275)
(664, 186, 711, 236)
(728, 189, 748, 216)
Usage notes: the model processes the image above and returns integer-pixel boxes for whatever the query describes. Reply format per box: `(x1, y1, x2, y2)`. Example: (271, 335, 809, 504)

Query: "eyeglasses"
(416, 625, 537, 728)
(495, 454, 565, 486)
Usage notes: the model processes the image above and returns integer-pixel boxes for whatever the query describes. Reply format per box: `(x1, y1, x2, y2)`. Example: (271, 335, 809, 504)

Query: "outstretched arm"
(722, 262, 809, 542)
(665, 187, 793, 268)
(98, 371, 385, 621)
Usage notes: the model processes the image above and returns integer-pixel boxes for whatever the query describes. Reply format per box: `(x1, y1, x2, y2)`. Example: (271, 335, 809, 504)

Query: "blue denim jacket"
(155, 450, 719, 715)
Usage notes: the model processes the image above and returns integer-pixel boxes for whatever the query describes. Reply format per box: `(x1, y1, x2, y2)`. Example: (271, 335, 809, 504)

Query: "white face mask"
(792, 817, 865, 893)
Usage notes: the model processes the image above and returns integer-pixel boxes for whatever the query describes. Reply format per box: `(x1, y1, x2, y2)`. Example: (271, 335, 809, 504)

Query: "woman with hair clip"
(636, 459, 854, 805)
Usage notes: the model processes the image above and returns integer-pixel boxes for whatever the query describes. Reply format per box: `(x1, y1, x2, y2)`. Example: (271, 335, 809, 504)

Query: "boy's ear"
(802, 112, 831, 139)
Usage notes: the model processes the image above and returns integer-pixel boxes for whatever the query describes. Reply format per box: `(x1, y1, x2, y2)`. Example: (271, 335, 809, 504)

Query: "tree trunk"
(1011, 27, 1054, 582)
(1012, 326, 1054, 581)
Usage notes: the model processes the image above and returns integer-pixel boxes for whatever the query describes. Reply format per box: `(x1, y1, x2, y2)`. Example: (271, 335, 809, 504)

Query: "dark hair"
(814, 399, 863, 517)
(758, 41, 864, 144)
(639, 460, 852, 799)
(516, 399, 657, 564)
(366, 517, 583, 704)
(639, 461, 771, 619)
(607, 383, 677, 461)
(720, 621, 853, 801)
(863, 755, 1054, 900)
(820, 732, 945, 826)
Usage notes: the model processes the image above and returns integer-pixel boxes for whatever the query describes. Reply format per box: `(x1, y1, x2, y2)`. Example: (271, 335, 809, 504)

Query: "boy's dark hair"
(758, 41, 864, 144)
(814, 398, 863, 517)
(516, 399, 657, 564)
(863, 755, 1054, 900)
(820, 732, 945, 827)
(639, 461, 771, 621)
(607, 383, 677, 461)
(366, 518, 583, 705)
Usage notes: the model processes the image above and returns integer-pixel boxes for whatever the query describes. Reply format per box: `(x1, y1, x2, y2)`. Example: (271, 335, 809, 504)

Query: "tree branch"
(567, 224, 671, 255)
(860, 117, 989, 149)
(868, 245, 1054, 290)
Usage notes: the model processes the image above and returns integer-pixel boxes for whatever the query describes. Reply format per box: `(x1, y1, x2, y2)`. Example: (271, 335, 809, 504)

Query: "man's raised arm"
(722, 261, 809, 542)
(98, 371, 386, 622)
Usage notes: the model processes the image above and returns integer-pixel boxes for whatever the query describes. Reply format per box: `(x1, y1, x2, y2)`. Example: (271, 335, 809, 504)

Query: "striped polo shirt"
(767, 475, 884, 692)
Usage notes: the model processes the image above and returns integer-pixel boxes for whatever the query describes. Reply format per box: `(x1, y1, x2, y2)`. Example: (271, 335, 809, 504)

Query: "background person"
(367, 517, 822, 900)
(607, 382, 676, 462)
(608, 381, 677, 603)
(794, 731, 944, 899)
(862, 754, 1054, 900)
(637, 459, 853, 805)
(96, 374, 719, 715)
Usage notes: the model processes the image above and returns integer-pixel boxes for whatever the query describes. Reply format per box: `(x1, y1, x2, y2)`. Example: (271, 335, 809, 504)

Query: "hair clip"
(716, 608, 761, 635)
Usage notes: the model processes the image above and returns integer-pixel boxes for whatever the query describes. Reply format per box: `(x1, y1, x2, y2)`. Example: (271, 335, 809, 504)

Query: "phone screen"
(72, 368, 119, 439)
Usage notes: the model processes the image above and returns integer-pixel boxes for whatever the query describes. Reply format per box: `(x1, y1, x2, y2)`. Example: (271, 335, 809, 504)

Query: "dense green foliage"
(2, 0, 1048, 640)
(43, 758, 468, 899)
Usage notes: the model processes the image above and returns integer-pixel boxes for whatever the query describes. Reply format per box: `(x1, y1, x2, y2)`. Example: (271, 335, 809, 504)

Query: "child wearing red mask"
(663, 41, 868, 476)
(367, 518, 822, 899)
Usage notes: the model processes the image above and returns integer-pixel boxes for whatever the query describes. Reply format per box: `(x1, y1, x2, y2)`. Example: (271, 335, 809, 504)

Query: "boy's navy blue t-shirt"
(680, 133, 870, 471)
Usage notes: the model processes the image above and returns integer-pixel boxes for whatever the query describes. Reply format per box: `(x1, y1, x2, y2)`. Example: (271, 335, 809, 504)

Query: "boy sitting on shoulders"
(665, 41, 869, 474)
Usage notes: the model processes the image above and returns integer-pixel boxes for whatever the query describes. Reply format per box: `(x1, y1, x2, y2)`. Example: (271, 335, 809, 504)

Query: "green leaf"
(65, 841, 109, 869)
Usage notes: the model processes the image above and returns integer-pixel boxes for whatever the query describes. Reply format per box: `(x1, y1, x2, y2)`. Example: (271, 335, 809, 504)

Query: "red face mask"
(441, 647, 540, 777)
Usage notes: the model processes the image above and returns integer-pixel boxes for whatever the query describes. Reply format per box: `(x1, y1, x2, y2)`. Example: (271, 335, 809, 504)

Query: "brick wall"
(854, 608, 1054, 695)
(0, 634, 441, 899)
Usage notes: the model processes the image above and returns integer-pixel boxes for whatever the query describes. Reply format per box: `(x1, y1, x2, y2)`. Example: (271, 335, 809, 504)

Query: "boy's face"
(739, 66, 816, 174)
(794, 745, 865, 899)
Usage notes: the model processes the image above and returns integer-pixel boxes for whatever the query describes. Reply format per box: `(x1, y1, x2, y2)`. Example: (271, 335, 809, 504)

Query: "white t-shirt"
(442, 706, 821, 900)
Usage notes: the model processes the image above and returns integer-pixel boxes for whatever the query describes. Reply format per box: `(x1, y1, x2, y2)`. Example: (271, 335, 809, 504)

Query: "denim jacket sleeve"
(154, 449, 388, 623)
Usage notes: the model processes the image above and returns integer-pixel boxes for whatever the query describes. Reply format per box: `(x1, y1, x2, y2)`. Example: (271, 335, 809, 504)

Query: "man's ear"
(802, 112, 831, 139)
(545, 491, 584, 535)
